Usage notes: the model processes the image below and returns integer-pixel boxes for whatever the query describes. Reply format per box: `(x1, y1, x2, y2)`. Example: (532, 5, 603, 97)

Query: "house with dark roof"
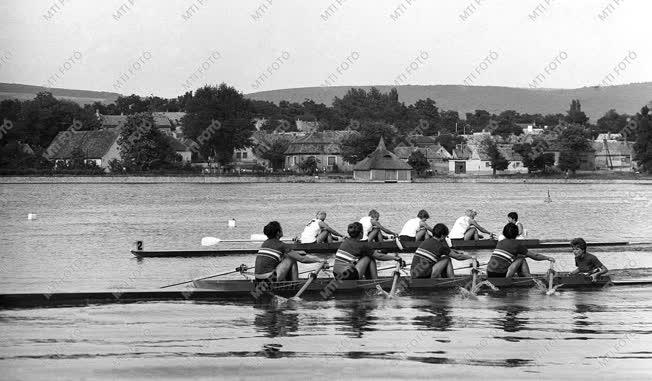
(448, 143, 526, 175)
(393, 141, 452, 174)
(353, 137, 413, 182)
(284, 131, 355, 172)
(592, 140, 634, 171)
(46, 129, 121, 172)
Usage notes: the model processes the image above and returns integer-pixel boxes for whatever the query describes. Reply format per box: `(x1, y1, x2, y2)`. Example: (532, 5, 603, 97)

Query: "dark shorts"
(486, 271, 507, 278)
(399, 235, 415, 242)
(335, 267, 359, 280)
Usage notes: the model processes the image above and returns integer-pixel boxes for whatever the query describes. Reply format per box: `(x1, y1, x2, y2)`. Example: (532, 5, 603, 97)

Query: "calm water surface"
(0, 182, 651, 380)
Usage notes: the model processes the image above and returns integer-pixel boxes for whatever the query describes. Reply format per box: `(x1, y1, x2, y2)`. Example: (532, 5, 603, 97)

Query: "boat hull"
(192, 274, 612, 297)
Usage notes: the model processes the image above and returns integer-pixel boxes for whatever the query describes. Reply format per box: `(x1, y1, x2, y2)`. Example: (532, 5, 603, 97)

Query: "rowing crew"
(254, 220, 608, 284)
(298, 208, 525, 244)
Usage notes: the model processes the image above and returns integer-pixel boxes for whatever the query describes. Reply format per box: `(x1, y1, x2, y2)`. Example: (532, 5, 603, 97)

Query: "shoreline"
(1, 175, 651, 185)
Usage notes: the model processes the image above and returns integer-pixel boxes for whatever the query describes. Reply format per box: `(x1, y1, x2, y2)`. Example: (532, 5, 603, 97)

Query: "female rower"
(300, 211, 344, 243)
(411, 223, 477, 278)
(254, 221, 325, 281)
(333, 222, 404, 280)
(398, 209, 432, 242)
(360, 209, 398, 242)
(486, 223, 554, 278)
(498, 212, 526, 240)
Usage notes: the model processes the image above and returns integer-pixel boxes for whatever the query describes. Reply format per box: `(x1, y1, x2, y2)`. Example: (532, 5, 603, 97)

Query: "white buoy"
(228, 218, 236, 228)
(27, 213, 37, 220)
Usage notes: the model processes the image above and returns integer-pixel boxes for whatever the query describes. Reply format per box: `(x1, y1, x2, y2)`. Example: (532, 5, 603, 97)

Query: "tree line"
(0, 83, 650, 174)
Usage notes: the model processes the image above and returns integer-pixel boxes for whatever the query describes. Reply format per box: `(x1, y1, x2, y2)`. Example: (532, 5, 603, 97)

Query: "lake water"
(0, 182, 651, 380)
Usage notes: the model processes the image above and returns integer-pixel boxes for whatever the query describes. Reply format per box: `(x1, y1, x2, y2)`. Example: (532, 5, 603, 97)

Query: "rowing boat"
(193, 274, 616, 297)
(2, 275, 650, 309)
(131, 240, 630, 258)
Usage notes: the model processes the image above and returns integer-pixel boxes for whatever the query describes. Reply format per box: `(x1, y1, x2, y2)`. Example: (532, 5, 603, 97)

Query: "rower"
(498, 212, 526, 241)
(411, 223, 477, 278)
(568, 238, 608, 282)
(300, 211, 344, 243)
(333, 222, 404, 280)
(255, 221, 325, 281)
(486, 223, 555, 278)
(449, 209, 494, 241)
(398, 209, 432, 242)
(360, 209, 398, 242)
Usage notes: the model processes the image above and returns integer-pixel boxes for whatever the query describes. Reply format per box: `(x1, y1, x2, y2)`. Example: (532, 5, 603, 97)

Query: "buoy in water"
(228, 218, 236, 228)
(27, 213, 37, 220)
(544, 189, 552, 203)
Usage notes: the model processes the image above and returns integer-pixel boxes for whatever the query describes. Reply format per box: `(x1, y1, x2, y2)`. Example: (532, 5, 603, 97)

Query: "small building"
(46, 129, 121, 172)
(448, 143, 525, 175)
(592, 140, 634, 171)
(284, 131, 354, 172)
(393, 142, 452, 174)
(353, 137, 413, 182)
(164, 136, 192, 163)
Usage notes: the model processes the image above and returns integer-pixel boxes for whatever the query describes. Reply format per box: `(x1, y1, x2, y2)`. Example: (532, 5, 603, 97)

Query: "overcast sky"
(0, 0, 649, 98)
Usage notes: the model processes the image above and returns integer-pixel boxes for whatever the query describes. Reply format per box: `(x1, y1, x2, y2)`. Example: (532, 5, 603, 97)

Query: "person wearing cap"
(300, 211, 344, 243)
(568, 238, 608, 282)
(449, 209, 494, 240)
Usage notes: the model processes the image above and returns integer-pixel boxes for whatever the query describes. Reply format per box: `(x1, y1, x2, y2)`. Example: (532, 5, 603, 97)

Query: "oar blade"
(201, 237, 221, 246)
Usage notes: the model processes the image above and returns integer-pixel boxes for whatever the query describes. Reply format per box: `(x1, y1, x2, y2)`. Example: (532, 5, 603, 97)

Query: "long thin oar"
(160, 264, 250, 289)
(291, 262, 328, 300)
(388, 260, 403, 298)
(201, 236, 293, 246)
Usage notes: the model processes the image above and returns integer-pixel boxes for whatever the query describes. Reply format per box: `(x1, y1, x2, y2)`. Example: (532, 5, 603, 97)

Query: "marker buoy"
(228, 218, 236, 228)
(27, 213, 37, 220)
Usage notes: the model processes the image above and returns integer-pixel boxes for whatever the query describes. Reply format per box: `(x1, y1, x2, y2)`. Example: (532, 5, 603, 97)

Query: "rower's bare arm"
(517, 223, 524, 235)
(372, 252, 401, 261)
(449, 250, 473, 261)
(319, 221, 343, 237)
(569, 268, 580, 275)
(471, 220, 491, 234)
(287, 250, 323, 263)
(377, 222, 397, 236)
(526, 252, 554, 262)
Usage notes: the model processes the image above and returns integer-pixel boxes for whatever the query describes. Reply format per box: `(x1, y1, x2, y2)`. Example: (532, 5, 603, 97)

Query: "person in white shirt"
(359, 209, 398, 242)
(398, 209, 432, 242)
(300, 211, 344, 243)
(498, 212, 527, 241)
(449, 209, 493, 240)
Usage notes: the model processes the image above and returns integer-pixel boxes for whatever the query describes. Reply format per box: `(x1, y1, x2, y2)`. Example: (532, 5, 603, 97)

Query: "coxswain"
(498, 212, 526, 241)
(255, 221, 325, 281)
(300, 211, 344, 243)
(449, 209, 493, 240)
(411, 223, 477, 278)
(398, 209, 432, 242)
(332, 222, 404, 280)
(486, 223, 554, 278)
(360, 209, 398, 242)
(568, 238, 608, 282)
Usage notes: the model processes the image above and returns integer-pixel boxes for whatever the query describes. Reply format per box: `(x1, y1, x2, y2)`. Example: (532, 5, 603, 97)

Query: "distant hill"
(0, 83, 120, 105)
(246, 83, 652, 122)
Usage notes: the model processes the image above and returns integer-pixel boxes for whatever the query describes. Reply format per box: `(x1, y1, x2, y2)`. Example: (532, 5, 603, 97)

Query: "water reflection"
(413, 296, 454, 331)
(253, 306, 299, 337)
(334, 299, 379, 338)
(572, 302, 601, 335)
(494, 305, 529, 332)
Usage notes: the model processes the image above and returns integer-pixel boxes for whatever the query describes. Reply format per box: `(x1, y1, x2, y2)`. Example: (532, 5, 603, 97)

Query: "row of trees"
(1, 83, 650, 174)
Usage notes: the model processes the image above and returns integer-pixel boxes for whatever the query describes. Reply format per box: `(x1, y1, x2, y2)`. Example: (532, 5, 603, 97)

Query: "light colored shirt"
(300, 219, 321, 243)
(399, 217, 421, 237)
(449, 216, 472, 239)
(359, 216, 373, 240)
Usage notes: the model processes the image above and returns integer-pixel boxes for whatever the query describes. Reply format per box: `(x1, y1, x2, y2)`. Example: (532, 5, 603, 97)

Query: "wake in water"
(458, 280, 499, 299)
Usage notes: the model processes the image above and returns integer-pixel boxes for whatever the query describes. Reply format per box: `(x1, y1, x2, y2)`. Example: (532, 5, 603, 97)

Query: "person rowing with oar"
(360, 209, 398, 242)
(333, 222, 405, 281)
(449, 209, 494, 241)
(486, 223, 555, 278)
(398, 209, 432, 242)
(568, 238, 608, 282)
(255, 221, 326, 282)
(300, 211, 344, 243)
(410, 223, 477, 278)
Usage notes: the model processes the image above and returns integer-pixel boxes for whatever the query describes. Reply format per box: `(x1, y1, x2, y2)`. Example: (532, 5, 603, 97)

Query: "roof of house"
(353, 137, 413, 171)
(452, 145, 473, 160)
(101, 115, 127, 127)
(283, 131, 352, 155)
(393, 144, 451, 160)
(46, 129, 120, 159)
(164, 135, 191, 152)
(592, 141, 632, 156)
(407, 135, 438, 148)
